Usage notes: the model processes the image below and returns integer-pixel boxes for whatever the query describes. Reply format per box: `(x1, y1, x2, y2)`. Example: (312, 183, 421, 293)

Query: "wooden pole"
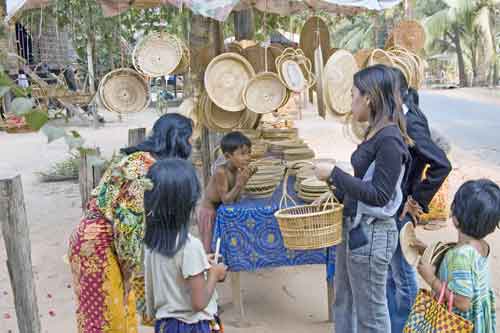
(79, 148, 104, 210)
(0, 175, 41, 333)
(86, 37, 96, 94)
(128, 128, 146, 147)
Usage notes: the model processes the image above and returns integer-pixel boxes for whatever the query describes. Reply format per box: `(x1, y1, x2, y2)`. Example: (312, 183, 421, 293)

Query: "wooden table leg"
(231, 272, 245, 319)
(327, 278, 335, 322)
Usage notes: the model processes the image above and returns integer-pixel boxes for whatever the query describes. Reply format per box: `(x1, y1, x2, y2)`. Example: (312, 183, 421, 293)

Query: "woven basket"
(133, 32, 183, 77)
(368, 49, 395, 67)
(388, 20, 426, 53)
(205, 52, 255, 112)
(300, 16, 330, 81)
(276, 48, 316, 93)
(98, 68, 150, 114)
(323, 49, 358, 117)
(171, 38, 191, 75)
(243, 72, 287, 114)
(275, 172, 343, 250)
(354, 48, 373, 69)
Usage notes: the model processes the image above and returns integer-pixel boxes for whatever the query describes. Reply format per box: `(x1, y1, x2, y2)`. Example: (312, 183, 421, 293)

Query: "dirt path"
(1, 101, 499, 333)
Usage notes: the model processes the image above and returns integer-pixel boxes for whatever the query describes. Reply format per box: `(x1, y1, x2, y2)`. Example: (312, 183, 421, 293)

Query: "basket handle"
(437, 282, 454, 313)
(279, 168, 297, 209)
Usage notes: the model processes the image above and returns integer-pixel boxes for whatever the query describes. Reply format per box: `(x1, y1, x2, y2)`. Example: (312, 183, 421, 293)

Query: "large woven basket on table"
(275, 169, 343, 250)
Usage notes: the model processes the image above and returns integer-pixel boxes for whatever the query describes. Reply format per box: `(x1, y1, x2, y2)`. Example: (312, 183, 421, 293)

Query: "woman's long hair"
(144, 159, 201, 257)
(353, 64, 412, 145)
(121, 113, 193, 159)
(391, 67, 425, 120)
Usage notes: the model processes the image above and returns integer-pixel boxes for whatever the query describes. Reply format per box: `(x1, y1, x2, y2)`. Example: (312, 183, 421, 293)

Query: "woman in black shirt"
(315, 65, 411, 333)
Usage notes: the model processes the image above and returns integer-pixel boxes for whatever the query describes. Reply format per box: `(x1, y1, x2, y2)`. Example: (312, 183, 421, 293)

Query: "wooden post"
(0, 175, 41, 333)
(86, 37, 96, 94)
(79, 148, 105, 210)
(327, 279, 335, 322)
(128, 128, 146, 147)
(231, 272, 245, 319)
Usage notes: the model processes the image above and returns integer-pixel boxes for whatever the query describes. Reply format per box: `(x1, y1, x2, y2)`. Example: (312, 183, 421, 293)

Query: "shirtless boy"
(197, 131, 254, 252)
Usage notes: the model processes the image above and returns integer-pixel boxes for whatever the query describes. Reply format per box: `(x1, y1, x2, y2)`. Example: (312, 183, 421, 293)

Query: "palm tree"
(422, 0, 499, 86)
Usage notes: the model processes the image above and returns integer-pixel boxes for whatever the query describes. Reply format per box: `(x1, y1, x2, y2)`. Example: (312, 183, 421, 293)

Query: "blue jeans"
(386, 218, 419, 333)
(334, 216, 398, 333)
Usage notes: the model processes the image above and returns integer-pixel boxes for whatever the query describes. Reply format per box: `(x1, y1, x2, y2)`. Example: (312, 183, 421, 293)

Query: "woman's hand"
(400, 196, 424, 227)
(313, 162, 335, 182)
(417, 260, 436, 285)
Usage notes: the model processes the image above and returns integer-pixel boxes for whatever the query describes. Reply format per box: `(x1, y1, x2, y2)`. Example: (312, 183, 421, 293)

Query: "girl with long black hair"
(144, 159, 227, 333)
(68, 113, 194, 333)
(315, 64, 411, 332)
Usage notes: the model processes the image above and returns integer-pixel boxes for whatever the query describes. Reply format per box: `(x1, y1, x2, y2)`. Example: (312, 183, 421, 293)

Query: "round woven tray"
(171, 39, 191, 75)
(205, 52, 255, 112)
(323, 49, 358, 117)
(98, 68, 150, 113)
(300, 16, 330, 81)
(243, 72, 287, 114)
(388, 20, 426, 53)
(207, 104, 246, 131)
(280, 59, 307, 92)
(133, 32, 183, 77)
(354, 48, 373, 69)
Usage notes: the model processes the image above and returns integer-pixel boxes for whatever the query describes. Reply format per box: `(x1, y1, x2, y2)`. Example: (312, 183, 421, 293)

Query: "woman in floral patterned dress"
(68, 113, 194, 333)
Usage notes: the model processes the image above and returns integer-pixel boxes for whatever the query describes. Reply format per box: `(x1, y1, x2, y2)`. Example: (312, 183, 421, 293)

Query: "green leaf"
(24, 111, 49, 131)
(64, 132, 85, 150)
(41, 124, 66, 143)
(11, 97, 34, 116)
(0, 86, 10, 97)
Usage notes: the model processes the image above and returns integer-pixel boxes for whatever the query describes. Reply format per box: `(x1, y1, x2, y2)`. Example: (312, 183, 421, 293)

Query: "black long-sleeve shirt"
(329, 125, 411, 217)
(403, 108, 452, 213)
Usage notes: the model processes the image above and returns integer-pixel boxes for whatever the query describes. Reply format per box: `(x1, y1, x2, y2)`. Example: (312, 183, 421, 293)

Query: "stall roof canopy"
(7, 0, 402, 22)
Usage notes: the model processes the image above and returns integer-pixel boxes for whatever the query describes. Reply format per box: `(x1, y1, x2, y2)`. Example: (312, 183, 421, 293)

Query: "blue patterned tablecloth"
(212, 177, 336, 281)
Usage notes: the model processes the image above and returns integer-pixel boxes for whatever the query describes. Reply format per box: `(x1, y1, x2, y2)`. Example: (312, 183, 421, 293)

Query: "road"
(419, 91, 500, 166)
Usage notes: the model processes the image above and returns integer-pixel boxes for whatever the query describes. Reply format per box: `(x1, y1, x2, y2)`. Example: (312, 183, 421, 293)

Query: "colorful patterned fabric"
(404, 288, 473, 332)
(212, 177, 335, 273)
(155, 316, 223, 333)
(69, 151, 156, 332)
(68, 200, 139, 333)
(438, 245, 496, 333)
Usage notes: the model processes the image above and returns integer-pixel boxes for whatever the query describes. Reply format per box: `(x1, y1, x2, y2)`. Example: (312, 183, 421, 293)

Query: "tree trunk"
(86, 36, 96, 94)
(234, 8, 255, 41)
(451, 26, 468, 87)
(188, 15, 224, 186)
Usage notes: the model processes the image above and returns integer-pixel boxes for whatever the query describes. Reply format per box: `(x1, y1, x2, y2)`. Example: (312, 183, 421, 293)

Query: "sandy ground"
(425, 87, 500, 106)
(1, 96, 500, 333)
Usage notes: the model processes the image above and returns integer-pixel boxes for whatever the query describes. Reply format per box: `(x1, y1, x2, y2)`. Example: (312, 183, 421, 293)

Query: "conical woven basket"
(205, 53, 255, 112)
(133, 32, 183, 77)
(98, 68, 150, 113)
(243, 72, 287, 114)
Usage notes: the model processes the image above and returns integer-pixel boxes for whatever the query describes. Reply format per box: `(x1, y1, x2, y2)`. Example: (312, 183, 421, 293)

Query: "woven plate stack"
(268, 139, 308, 159)
(262, 127, 299, 142)
(244, 160, 286, 199)
(283, 147, 315, 162)
(298, 178, 330, 203)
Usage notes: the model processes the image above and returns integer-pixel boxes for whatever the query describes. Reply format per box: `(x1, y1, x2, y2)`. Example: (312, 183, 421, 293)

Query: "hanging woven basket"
(98, 68, 150, 113)
(368, 49, 395, 67)
(323, 49, 358, 117)
(387, 20, 426, 53)
(205, 52, 255, 112)
(354, 48, 373, 69)
(133, 32, 183, 77)
(243, 72, 287, 114)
